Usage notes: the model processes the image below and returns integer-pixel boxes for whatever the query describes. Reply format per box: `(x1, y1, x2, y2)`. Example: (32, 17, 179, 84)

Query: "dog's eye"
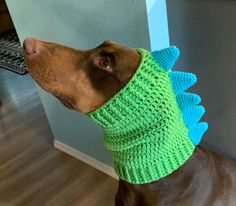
(99, 57, 111, 70)
(94, 53, 115, 73)
(93, 51, 115, 72)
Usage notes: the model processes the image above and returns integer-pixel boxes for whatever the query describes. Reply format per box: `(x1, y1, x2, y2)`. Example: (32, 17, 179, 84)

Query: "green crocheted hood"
(88, 47, 208, 184)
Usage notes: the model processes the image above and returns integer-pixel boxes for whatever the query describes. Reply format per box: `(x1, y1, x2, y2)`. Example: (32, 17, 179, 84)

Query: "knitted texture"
(88, 47, 208, 184)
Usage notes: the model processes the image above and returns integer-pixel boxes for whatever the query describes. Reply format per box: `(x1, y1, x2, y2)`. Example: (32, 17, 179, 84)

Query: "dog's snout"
(23, 38, 37, 55)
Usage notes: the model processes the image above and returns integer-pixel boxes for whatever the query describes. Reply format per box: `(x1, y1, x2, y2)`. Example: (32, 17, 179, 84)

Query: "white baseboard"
(54, 139, 118, 180)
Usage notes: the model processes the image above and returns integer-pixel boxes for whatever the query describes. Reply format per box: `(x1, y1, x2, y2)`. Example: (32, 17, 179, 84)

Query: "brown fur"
(23, 38, 236, 206)
(23, 38, 140, 112)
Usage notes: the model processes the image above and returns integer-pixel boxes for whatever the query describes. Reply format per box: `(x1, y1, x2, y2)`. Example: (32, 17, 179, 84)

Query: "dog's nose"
(23, 38, 37, 54)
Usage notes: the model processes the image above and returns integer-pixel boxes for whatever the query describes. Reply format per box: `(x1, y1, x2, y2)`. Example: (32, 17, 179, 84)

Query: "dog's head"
(23, 38, 140, 113)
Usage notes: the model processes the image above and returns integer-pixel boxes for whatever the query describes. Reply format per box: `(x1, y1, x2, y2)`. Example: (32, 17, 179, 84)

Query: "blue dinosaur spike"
(183, 106, 205, 128)
(169, 71, 197, 95)
(176, 92, 201, 111)
(188, 122, 208, 145)
(151, 46, 180, 71)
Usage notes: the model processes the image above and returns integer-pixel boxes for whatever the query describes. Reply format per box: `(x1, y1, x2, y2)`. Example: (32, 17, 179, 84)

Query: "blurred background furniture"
(0, 0, 14, 34)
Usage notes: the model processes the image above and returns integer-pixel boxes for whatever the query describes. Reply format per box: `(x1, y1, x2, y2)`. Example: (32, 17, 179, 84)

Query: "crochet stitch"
(88, 47, 208, 184)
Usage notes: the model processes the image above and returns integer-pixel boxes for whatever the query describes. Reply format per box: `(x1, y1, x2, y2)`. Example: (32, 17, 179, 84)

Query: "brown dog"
(23, 38, 236, 206)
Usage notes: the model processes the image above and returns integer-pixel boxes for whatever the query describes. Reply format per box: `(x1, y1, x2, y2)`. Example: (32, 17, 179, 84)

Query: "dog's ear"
(93, 53, 115, 73)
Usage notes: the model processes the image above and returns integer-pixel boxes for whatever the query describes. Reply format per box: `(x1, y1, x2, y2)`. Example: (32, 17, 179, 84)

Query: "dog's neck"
(88, 48, 197, 184)
(115, 147, 216, 206)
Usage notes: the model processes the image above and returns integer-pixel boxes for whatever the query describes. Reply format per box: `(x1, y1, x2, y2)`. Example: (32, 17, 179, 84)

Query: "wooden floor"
(0, 69, 118, 206)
